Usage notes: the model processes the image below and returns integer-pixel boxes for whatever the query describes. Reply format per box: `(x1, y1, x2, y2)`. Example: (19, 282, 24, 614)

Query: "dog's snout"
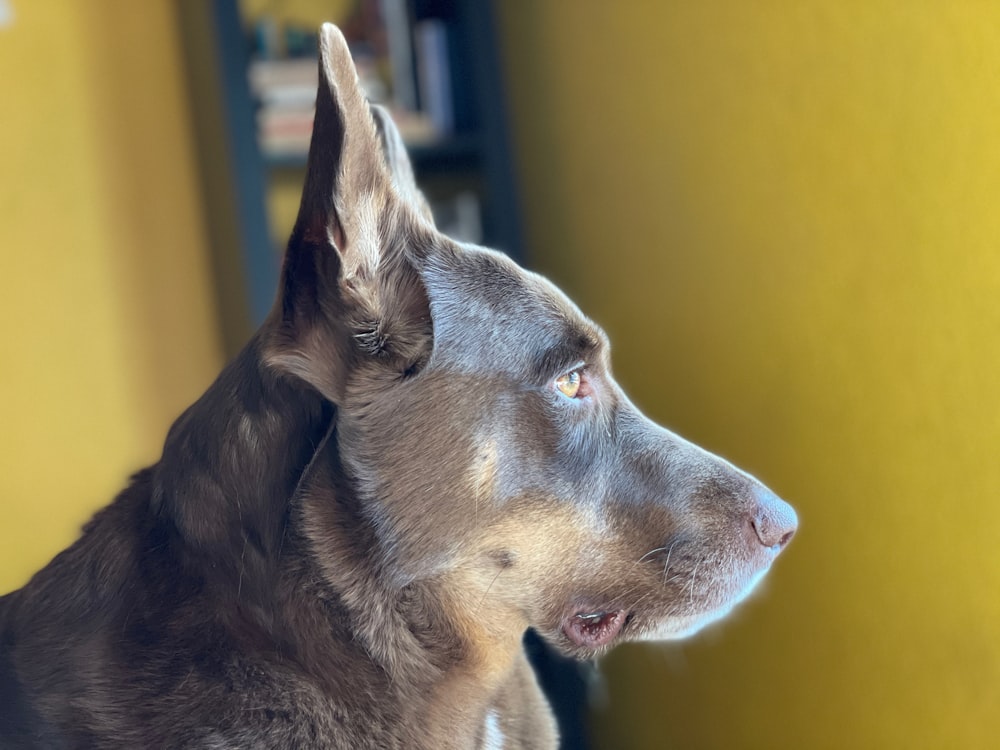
(749, 488, 798, 550)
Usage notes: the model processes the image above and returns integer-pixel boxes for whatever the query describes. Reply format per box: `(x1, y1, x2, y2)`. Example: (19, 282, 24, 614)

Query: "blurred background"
(2, 1, 1000, 748)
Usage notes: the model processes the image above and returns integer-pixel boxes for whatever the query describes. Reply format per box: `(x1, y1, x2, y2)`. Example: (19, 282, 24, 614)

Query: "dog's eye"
(555, 369, 583, 399)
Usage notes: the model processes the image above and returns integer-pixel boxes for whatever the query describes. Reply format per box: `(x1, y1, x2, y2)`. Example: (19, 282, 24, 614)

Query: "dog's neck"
(290, 440, 532, 748)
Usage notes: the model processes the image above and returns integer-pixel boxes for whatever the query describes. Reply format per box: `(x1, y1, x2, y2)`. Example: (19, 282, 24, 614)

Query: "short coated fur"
(0, 25, 797, 749)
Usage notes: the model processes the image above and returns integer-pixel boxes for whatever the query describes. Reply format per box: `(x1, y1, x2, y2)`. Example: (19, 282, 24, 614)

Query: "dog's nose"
(750, 488, 798, 550)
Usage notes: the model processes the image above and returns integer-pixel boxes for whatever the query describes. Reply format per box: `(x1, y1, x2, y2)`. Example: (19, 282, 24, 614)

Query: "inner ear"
(347, 236, 434, 378)
(262, 24, 437, 401)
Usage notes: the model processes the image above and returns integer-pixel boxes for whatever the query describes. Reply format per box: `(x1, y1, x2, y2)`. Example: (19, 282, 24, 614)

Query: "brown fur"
(0, 25, 796, 748)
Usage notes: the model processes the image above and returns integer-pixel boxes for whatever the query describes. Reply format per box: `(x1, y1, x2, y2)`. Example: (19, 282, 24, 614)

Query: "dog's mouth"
(561, 608, 628, 650)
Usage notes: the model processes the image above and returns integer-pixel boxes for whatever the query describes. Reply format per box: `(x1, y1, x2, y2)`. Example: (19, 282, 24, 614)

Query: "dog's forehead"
(422, 245, 602, 374)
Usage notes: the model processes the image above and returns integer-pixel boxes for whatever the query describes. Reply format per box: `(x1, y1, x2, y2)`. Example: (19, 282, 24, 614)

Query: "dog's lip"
(561, 608, 628, 650)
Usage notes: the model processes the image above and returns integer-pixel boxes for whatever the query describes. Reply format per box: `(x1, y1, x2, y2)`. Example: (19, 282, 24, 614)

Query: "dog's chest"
(481, 709, 505, 750)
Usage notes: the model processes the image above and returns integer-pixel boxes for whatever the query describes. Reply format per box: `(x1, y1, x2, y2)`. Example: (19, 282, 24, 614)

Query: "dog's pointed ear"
(369, 103, 435, 224)
(264, 24, 433, 401)
(294, 23, 391, 275)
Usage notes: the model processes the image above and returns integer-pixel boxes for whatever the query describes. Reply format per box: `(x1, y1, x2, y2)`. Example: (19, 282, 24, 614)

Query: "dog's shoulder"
(0, 467, 412, 747)
(1, 470, 147, 745)
(1, 470, 239, 744)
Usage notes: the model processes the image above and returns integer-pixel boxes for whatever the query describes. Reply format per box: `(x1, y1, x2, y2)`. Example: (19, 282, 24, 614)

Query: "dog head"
(264, 25, 796, 661)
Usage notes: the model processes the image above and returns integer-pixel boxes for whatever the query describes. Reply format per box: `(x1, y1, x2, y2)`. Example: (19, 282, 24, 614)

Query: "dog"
(0, 24, 797, 749)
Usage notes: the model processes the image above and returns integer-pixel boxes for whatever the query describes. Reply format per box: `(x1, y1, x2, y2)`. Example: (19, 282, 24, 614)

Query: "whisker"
(661, 540, 680, 584)
(626, 590, 655, 614)
(237, 535, 248, 600)
(636, 545, 671, 564)
(475, 567, 505, 612)
(687, 561, 701, 606)
(586, 575, 645, 602)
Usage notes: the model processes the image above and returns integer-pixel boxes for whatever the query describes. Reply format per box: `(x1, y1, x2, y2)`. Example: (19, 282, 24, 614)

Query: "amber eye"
(555, 369, 582, 399)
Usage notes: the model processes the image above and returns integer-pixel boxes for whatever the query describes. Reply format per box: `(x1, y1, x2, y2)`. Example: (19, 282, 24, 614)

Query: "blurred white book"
(433, 191, 481, 245)
(414, 19, 453, 136)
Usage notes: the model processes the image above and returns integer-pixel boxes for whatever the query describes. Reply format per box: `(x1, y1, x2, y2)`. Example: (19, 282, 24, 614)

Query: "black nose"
(750, 488, 798, 550)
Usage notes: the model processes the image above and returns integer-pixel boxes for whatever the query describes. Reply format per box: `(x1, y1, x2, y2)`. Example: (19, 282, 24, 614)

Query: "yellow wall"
(0, 2, 222, 592)
(499, 2, 1000, 748)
